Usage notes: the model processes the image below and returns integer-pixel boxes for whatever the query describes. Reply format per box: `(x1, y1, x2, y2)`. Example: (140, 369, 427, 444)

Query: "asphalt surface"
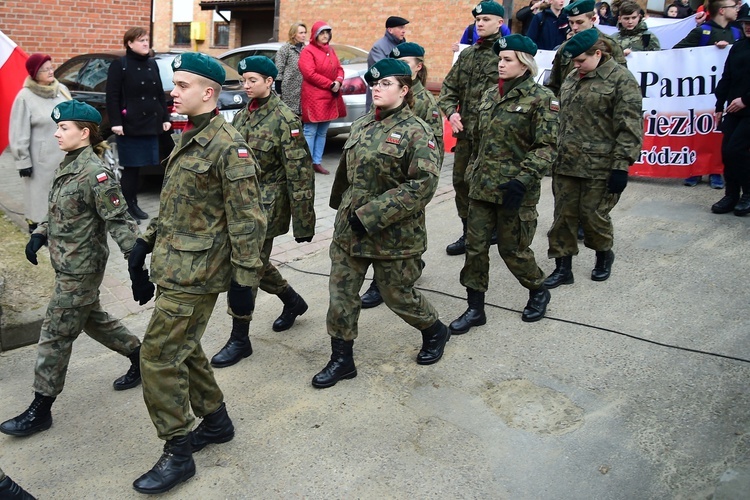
(0, 137, 749, 499)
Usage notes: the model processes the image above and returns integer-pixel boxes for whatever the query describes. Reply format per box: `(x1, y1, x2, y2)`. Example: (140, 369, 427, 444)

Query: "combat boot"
(360, 280, 383, 309)
(711, 195, 739, 214)
(272, 286, 309, 332)
(113, 345, 141, 391)
(544, 256, 574, 288)
(446, 218, 467, 256)
(211, 318, 252, 368)
(132, 436, 195, 494)
(0, 392, 55, 437)
(522, 286, 551, 322)
(130, 196, 149, 220)
(0, 475, 36, 500)
(591, 250, 615, 281)
(190, 402, 235, 452)
(733, 193, 750, 216)
(417, 320, 451, 365)
(312, 338, 357, 389)
(449, 288, 486, 335)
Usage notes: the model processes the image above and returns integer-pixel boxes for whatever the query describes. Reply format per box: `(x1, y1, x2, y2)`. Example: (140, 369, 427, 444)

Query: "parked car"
(54, 51, 249, 174)
(218, 43, 368, 136)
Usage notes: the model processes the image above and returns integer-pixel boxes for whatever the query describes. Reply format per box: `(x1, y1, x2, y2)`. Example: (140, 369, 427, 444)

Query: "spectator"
(669, 0, 696, 18)
(665, 4, 680, 16)
(597, 1, 616, 25)
(9, 53, 71, 234)
(612, 1, 662, 54)
(516, 1, 546, 35)
(527, 0, 570, 50)
(367, 16, 409, 109)
(275, 22, 307, 115)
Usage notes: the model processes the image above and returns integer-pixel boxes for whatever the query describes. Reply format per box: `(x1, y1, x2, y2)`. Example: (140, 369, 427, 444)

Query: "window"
(173, 23, 191, 45)
(214, 22, 229, 47)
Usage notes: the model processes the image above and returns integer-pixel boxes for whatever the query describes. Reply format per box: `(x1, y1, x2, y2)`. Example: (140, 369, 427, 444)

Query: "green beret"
(237, 55, 278, 79)
(493, 34, 538, 56)
(172, 52, 226, 85)
(564, 0, 596, 16)
(364, 58, 412, 85)
(389, 42, 425, 59)
(472, 1, 505, 18)
(563, 28, 599, 58)
(51, 99, 102, 124)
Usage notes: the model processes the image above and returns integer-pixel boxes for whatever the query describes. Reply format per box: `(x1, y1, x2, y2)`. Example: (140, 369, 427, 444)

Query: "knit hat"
(472, 1, 505, 18)
(562, 28, 600, 59)
(51, 99, 102, 124)
(564, 0, 596, 16)
(389, 42, 425, 59)
(172, 52, 226, 85)
(365, 58, 412, 85)
(493, 35, 538, 56)
(386, 16, 409, 28)
(238, 55, 278, 79)
(26, 53, 52, 79)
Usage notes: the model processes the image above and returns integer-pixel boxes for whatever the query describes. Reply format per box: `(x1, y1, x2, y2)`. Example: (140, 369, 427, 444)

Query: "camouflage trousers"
(34, 271, 140, 397)
(547, 174, 620, 258)
(141, 287, 224, 440)
(461, 199, 545, 291)
(327, 241, 439, 341)
(453, 138, 475, 219)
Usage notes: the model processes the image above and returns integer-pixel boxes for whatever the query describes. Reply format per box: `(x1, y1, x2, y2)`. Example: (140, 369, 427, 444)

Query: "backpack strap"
(698, 23, 712, 47)
(730, 26, 741, 41)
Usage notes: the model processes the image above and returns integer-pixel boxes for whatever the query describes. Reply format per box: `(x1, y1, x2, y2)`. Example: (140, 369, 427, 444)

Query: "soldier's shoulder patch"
(291, 128, 300, 137)
(385, 132, 402, 145)
(96, 172, 108, 183)
(550, 99, 560, 112)
(432, 110, 440, 118)
(103, 187, 123, 209)
(237, 147, 250, 158)
(428, 139, 436, 150)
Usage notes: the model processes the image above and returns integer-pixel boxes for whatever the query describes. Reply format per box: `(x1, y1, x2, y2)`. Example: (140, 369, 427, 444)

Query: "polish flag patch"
(291, 129, 300, 137)
(432, 110, 440, 118)
(385, 132, 402, 145)
(237, 148, 249, 158)
(428, 139, 436, 150)
(96, 172, 108, 183)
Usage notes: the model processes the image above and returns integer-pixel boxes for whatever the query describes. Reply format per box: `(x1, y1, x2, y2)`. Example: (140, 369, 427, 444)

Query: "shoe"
(360, 281, 383, 309)
(0, 392, 55, 437)
(683, 176, 700, 187)
(709, 174, 724, 190)
(734, 193, 750, 216)
(210, 319, 252, 368)
(446, 217, 468, 256)
(711, 195, 739, 214)
(113, 346, 141, 390)
(522, 287, 551, 322)
(544, 256, 574, 289)
(128, 197, 149, 220)
(417, 320, 451, 365)
(449, 289, 486, 335)
(312, 338, 357, 389)
(0, 475, 35, 500)
(132, 436, 195, 495)
(127, 207, 142, 225)
(190, 402, 235, 452)
(591, 250, 615, 281)
(313, 163, 330, 175)
(272, 286, 308, 332)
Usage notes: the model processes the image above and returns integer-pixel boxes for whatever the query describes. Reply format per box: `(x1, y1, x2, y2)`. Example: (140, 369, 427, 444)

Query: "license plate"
(219, 109, 238, 122)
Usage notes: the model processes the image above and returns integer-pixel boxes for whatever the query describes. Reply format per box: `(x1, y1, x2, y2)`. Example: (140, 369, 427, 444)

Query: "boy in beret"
(130, 52, 267, 495)
(367, 15, 410, 109)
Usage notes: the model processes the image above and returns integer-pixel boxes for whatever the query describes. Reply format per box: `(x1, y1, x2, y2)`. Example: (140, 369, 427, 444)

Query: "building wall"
(152, 0, 241, 58)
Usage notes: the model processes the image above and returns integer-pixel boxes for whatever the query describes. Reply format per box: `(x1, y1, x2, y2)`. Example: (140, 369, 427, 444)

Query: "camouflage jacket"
(232, 94, 315, 240)
(438, 31, 501, 141)
(612, 22, 661, 52)
(411, 80, 444, 159)
(142, 115, 267, 292)
(329, 104, 441, 259)
(547, 28, 627, 96)
(470, 76, 559, 207)
(556, 57, 643, 179)
(37, 146, 139, 274)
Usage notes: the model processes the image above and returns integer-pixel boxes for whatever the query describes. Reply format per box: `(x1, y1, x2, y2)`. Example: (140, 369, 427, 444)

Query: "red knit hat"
(26, 53, 52, 78)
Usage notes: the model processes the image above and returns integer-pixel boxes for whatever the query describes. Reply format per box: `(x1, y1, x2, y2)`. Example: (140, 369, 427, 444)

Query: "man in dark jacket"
(526, 0, 569, 50)
(366, 16, 409, 110)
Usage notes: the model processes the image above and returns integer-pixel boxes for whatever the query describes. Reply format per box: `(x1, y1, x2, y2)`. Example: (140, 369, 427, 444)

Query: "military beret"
(472, 1, 505, 18)
(386, 16, 409, 28)
(563, 28, 600, 59)
(365, 58, 412, 85)
(51, 99, 102, 124)
(238, 55, 278, 79)
(493, 34, 538, 56)
(172, 52, 226, 85)
(389, 42, 425, 59)
(564, 0, 596, 16)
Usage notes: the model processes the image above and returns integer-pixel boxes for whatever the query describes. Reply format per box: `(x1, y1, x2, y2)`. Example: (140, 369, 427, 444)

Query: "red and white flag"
(0, 30, 28, 152)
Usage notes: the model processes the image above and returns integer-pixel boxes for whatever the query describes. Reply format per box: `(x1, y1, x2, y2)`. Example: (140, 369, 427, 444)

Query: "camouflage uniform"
(612, 21, 661, 52)
(33, 146, 141, 397)
(439, 31, 501, 219)
(328, 104, 441, 340)
(547, 57, 643, 258)
(462, 76, 559, 292)
(546, 28, 627, 96)
(140, 114, 266, 440)
(232, 93, 315, 296)
(411, 79, 444, 161)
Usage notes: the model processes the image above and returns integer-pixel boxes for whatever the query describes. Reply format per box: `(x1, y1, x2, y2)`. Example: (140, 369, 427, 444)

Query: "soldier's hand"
(348, 213, 367, 236)
(128, 238, 152, 271)
(228, 281, 254, 317)
(295, 236, 313, 243)
(129, 267, 155, 305)
(498, 179, 526, 212)
(25, 233, 47, 265)
(607, 170, 628, 194)
(18, 167, 33, 178)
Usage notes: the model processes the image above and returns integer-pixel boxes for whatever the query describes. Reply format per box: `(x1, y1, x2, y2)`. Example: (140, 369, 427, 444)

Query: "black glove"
(128, 238, 152, 271)
(129, 267, 155, 305)
(274, 80, 282, 94)
(607, 170, 628, 194)
(18, 167, 33, 178)
(295, 236, 313, 243)
(228, 281, 254, 317)
(498, 179, 526, 212)
(348, 213, 367, 236)
(25, 233, 47, 265)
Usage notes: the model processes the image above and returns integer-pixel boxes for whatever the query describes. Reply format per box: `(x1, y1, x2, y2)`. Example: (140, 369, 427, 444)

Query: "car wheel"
(105, 135, 123, 182)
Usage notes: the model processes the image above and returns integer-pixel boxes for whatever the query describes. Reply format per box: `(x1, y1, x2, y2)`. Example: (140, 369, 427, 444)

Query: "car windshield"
(155, 55, 242, 90)
(332, 45, 368, 65)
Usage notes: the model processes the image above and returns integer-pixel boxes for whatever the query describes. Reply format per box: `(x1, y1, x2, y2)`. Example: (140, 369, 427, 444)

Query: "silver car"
(219, 42, 368, 136)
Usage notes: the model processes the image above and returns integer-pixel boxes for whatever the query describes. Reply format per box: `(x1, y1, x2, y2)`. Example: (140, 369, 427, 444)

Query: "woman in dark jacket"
(105, 27, 170, 223)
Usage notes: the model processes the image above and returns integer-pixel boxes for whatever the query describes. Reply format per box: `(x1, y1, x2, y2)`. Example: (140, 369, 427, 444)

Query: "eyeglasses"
(370, 80, 397, 89)
(721, 3, 740, 9)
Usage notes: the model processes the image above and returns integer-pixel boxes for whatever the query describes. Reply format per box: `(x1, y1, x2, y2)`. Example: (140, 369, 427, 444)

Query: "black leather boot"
(272, 286, 309, 332)
(0, 392, 55, 437)
(190, 402, 235, 452)
(417, 320, 451, 365)
(544, 256, 574, 288)
(132, 436, 195, 495)
(446, 218, 467, 255)
(711, 195, 738, 214)
(130, 196, 149, 220)
(113, 345, 141, 391)
(126, 206, 142, 225)
(311, 338, 357, 389)
(522, 287, 551, 322)
(449, 288, 486, 335)
(0, 475, 35, 500)
(733, 193, 750, 216)
(210, 318, 252, 368)
(591, 250, 615, 281)
(360, 280, 383, 309)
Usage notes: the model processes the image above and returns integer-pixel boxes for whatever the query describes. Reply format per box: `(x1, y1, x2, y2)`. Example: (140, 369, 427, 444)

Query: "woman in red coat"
(298, 21, 347, 174)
